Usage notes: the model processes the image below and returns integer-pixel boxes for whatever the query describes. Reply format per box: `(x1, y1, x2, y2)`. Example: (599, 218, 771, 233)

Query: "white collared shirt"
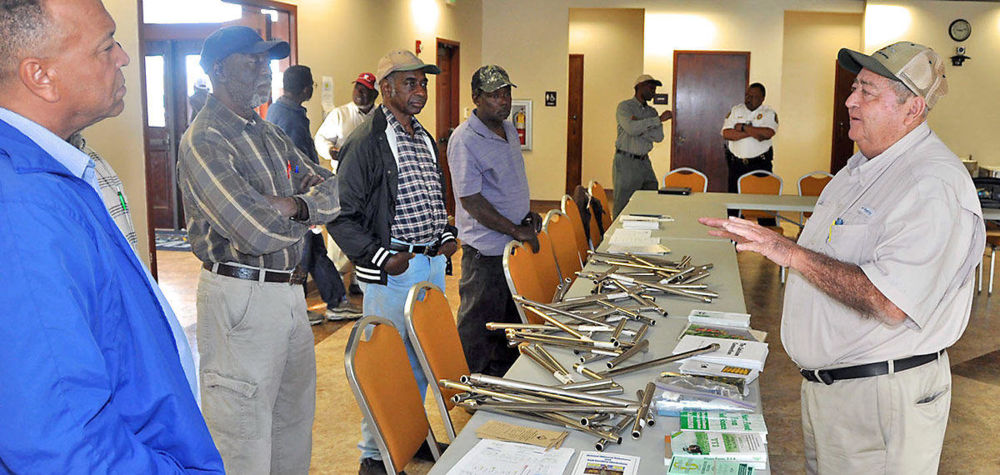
(782, 122, 984, 370)
(314, 101, 376, 169)
(722, 103, 778, 158)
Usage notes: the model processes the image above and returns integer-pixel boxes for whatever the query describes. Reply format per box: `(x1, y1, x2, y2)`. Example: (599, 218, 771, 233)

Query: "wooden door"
(435, 39, 460, 215)
(671, 51, 749, 192)
(830, 61, 856, 174)
(566, 54, 584, 195)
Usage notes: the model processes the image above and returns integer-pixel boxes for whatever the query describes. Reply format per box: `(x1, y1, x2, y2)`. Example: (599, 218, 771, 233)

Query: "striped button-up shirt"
(615, 97, 664, 156)
(177, 95, 339, 270)
(383, 106, 447, 244)
(69, 133, 138, 250)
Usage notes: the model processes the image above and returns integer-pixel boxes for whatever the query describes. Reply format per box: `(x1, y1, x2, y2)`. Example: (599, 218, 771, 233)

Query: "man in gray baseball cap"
(448, 65, 538, 379)
(329, 49, 457, 473)
(700, 41, 983, 474)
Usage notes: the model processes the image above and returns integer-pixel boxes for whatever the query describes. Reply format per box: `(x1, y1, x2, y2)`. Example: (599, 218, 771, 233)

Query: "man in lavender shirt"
(447, 65, 539, 376)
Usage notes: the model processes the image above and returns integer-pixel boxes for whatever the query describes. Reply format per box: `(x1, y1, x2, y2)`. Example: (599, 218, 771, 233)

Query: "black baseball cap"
(199, 26, 290, 74)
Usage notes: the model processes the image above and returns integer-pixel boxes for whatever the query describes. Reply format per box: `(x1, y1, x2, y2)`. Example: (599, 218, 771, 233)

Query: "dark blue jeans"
(299, 230, 345, 306)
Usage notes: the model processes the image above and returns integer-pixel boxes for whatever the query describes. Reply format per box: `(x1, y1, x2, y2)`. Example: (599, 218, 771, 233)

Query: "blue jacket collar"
(0, 118, 78, 179)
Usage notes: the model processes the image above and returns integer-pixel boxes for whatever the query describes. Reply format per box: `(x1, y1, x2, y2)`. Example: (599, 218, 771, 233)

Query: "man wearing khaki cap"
(328, 49, 457, 473)
(448, 65, 538, 377)
(612, 74, 673, 217)
(701, 41, 984, 473)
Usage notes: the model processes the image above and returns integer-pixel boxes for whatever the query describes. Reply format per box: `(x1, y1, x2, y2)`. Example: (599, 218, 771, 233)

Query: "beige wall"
(777, 11, 862, 188)
(865, 1, 1000, 166)
(95, 0, 150, 263)
(288, 0, 483, 142)
(483, 0, 570, 201)
(569, 8, 645, 192)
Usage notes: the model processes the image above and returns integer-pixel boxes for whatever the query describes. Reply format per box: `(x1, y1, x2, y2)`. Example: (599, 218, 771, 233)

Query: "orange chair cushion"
(545, 213, 583, 280)
(664, 171, 706, 192)
(409, 287, 470, 408)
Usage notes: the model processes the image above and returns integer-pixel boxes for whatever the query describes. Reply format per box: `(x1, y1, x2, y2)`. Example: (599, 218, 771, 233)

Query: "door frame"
(435, 38, 461, 215)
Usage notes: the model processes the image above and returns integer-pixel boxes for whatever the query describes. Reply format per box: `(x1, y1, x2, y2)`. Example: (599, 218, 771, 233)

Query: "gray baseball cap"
(472, 65, 517, 93)
(375, 50, 440, 83)
(838, 41, 948, 109)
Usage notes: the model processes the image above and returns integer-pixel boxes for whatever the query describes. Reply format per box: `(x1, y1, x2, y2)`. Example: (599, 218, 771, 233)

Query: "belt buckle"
(814, 369, 834, 385)
(424, 243, 440, 257)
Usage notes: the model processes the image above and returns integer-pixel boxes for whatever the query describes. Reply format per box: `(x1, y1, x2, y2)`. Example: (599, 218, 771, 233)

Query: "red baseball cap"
(354, 72, 376, 90)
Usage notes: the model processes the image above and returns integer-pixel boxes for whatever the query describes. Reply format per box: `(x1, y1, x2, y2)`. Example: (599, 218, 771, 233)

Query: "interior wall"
(282, 0, 483, 145)
(777, 11, 862, 187)
(94, 0, 150, 263)
(482, 0, 570, 201)
(865, 1, 1000, 166)
(569, 8, 645, 192)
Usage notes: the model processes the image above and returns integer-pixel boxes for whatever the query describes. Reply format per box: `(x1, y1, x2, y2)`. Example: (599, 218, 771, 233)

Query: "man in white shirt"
(314, 72, 378, 170)
(701, 42, 984, 474)
(314, 72, 379, 296)
(721, 83, 778, 194)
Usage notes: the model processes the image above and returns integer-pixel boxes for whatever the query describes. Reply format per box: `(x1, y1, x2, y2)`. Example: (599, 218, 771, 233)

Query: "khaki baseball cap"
(472, 65, 517, 93)
(838, 41, 948, 110)
(375, 50, 441, 83)
(634, 74, 662, 87)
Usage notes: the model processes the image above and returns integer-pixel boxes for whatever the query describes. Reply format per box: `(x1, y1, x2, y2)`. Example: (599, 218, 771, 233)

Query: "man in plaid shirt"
(328, 50, 458, 473)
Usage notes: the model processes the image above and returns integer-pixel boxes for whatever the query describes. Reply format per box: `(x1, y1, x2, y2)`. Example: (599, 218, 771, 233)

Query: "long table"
(430, 190, 988, 473)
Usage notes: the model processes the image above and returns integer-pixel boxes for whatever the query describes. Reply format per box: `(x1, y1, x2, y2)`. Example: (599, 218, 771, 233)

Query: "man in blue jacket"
(0, 0, 223, 472)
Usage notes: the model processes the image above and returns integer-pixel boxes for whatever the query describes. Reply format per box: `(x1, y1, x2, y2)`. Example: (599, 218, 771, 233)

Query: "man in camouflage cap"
(700, 41, 983, 473)
(447, 65, 539, 377)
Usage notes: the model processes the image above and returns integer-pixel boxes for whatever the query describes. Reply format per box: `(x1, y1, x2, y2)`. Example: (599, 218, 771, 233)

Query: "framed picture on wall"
(508, 99, 532, 150)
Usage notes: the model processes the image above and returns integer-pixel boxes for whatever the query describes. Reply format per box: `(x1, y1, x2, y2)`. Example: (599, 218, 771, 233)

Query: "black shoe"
(413, 441, 449, 462)
(359, 458, 405, 475)
(349, 281, 364, 295)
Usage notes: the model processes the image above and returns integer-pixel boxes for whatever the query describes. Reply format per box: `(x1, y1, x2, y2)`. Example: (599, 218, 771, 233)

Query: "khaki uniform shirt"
(721, 103, 778, 158)
(615, 97, 663, 156)
(782, 123, 984, 370)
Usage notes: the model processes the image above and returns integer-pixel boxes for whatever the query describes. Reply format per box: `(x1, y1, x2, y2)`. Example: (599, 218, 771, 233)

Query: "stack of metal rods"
(581, 252, 719, 303)
(439, 374, 661, 450)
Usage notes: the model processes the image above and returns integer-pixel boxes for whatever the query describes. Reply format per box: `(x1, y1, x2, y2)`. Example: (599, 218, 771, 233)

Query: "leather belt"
(203, 262, 306, 285)
(390, 241, 440, 256)
(800, 350, 944, 385)
(616, 149, 648, 160)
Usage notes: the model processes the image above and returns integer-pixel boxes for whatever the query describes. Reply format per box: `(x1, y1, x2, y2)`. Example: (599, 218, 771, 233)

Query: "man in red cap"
(314, 72, 380, 305)
(314, 72, 379, 169)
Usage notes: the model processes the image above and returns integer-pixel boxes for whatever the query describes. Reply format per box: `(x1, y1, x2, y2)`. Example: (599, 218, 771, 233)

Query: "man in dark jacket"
(328, 49, 457, 474)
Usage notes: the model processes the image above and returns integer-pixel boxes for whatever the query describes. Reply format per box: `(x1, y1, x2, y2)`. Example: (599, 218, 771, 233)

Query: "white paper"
(570, 451, 641, 475)
(320, 76, 334, 114)
(607, 229, 657, 246)
(446, 439, 575, 475)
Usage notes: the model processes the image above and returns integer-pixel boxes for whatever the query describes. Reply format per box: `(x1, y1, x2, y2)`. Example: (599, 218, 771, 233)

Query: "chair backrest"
(560, 195, 591, 258)
(588, 181, 614, 239)
(543, 210, 583, 281)
(345, 316, 438, 472)
(737, 170, 783, 222)
(663, 167, 709, 192)
(797, 171, 833, 197)
(797, 171, 833, 222)
(404, 282, 469, 442)
(502, 234, 561, 324)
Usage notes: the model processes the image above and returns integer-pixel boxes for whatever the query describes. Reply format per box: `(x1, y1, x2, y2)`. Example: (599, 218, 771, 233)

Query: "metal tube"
(507, 335, 620, 354)
(631, 382, 656, 439)
(601, 343, 721, 377)
(583, 387, 625, 395)
(508, 330, 618, 349)
(631, 323, 649, 345)
(519, 344, 572, 384)
(466, 374, 635, 407)
(477, 402, 639, 414)
(595, 300, 657, 326)
(557, 378, 616, 391)
(533, 344, 573, 376)
(517, 296, 612, 328)
(610, 279, 667, 316)
(523, 306, 589, 340)
(609, 318, 627, 344)
(606, 338, 650, 369)
(574, 363, 605, 380)
(595, 415, 634, 451)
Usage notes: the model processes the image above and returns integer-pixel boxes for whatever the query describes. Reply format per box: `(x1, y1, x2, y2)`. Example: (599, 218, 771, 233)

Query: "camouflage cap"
(838, 41, 948, 110)
(472, 65, 517, 94)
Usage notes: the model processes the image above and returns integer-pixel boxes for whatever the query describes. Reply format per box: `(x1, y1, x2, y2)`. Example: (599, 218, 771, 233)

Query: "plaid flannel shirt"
(177, 95, 339, 270)
(383, 106, 448, 244)
(69, 133, 138, 250)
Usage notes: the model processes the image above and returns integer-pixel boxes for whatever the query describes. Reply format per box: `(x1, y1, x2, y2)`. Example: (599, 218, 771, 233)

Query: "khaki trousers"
(197, 269, 316, 475)
(801, 351, 951, 475)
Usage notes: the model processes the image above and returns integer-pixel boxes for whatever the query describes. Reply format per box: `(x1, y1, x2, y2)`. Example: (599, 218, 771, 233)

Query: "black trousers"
(725, 147, 776, 225)
(456, 245, 521, 376)
(298, 230, 346, 306)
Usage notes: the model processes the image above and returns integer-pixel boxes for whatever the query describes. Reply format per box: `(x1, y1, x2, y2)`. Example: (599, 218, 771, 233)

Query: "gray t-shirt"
(782, 122, 984, 369)
(447, 111, 530, 256)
